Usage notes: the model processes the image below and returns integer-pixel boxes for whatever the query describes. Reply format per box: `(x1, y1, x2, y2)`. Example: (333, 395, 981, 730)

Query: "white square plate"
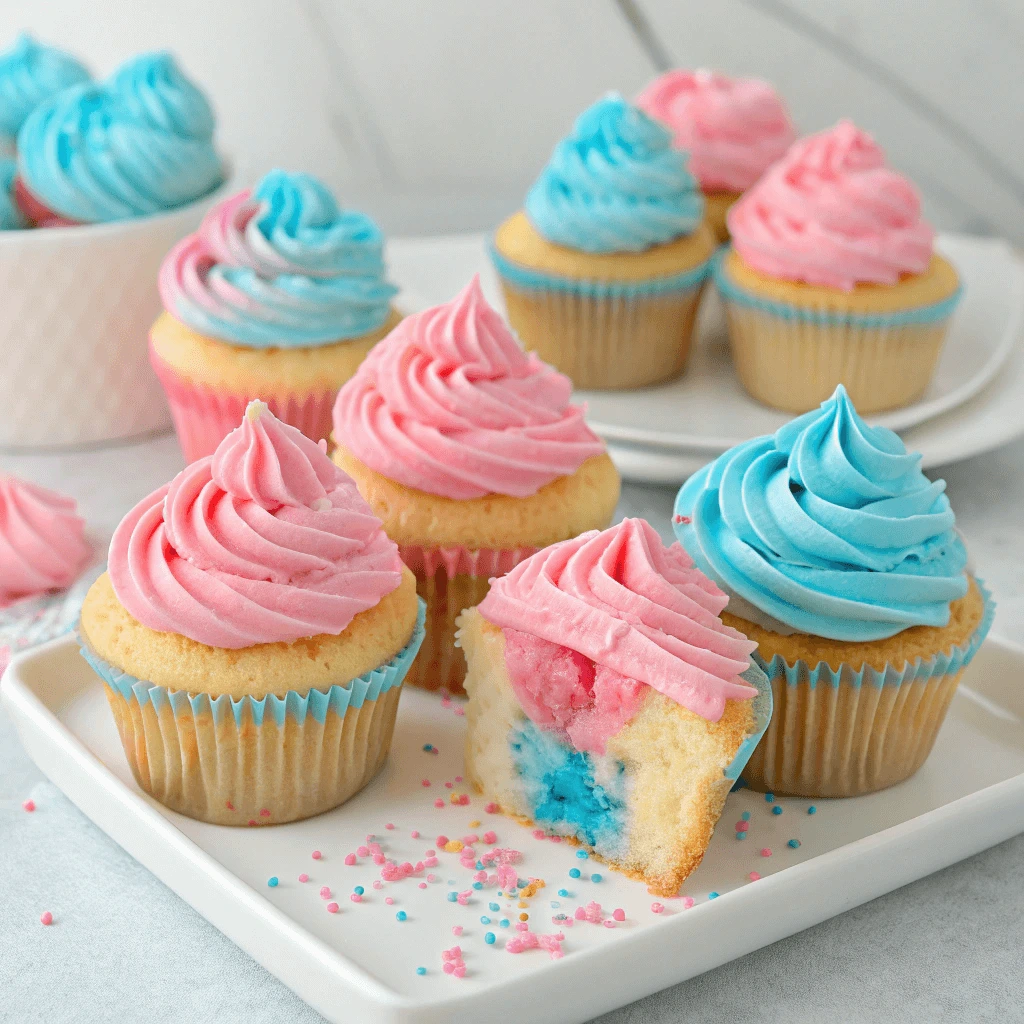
(4, 634, 1024, 1024)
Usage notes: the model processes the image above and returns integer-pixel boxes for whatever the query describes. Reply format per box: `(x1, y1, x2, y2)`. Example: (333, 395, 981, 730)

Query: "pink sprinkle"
(350, 893, 362, 903)
(373, 853, 386, 865)
(574, 907, 586, 921)
(455, 775, 463, 783)
(452, 925, 463, 936)
(22, 799, 35, 812)
(651, 902, 664, 914)
(426, 873, 437, 883)
(259, 808, 270, 817)
(418, 882, 427, 889)
(603, 919, 616, 928)
(505, 929, 565, 959)
(344, 853, 357, 866)
(485, 802, 499, 814)
(385, 896, 394, 905)
(248, 820, 257, 826)
(320, 887, 332, 900)
(425, 849, 436, 857)
(311, 850, 322, 861)
(368, 843, 382, 856)
(515, 922, 529, 932)
(385, 823, 395, 831)
(457, 794, 470, 805)
(410, 830, 420, 839)
(372, 880, 383, 890)
(434, 798, 445, 808)
(735, 821, 749, 833)
(425, 857, 438, 868)
(483, 831, 497, 844)
(674, 514, 692, 524)
(454, 707, 465, 717)
(357, 845, 370, 857)
(761, 848, 773, 858)
(326, 902, 339, 914)
(421, 779, 431, 787)
(749, 871, 761, 881)
(366, 834, 375, 843)
(612, 908, 625, 922)
(682, 896, 695, 909)
(441, 945, 466, 978)
(549, 835, 562, 843)
(436, 835, 449, 848)
(532, 829, 545, 840)
(444, 781, 453, 789)
(298, 873, 309, 883)
(562, 917, 574, 928)
(225, 800, 234, 811)
(474, 870, 487, 882)
(462, 834, 479, 845)
(39, 911, 53, 926)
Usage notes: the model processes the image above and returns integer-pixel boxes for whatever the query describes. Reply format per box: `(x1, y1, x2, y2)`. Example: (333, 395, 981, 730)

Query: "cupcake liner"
(399, 544, 538, 695)
(150, 340, 337, 462)
(724, 661, 775, 781)
(742, 582, 995, 798)
(78, 599, 426, 824)
(703, 191, 741, 245)
(713, 250, 963, 414)
(490, 243, 712, 390)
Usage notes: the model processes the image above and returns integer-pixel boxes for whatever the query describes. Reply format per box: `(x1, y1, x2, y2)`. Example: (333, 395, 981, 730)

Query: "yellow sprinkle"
(517, 901, 528, 909)
(520, 879, 545, 899)
(469, 820, 481, 829)
(518, 912, 529, 921)
(443, 840, 464, 853)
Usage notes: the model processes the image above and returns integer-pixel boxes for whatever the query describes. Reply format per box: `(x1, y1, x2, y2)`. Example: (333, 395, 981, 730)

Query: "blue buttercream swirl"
(16, 52, 222, 223)
(524, 93, 705, 253)
(0, 33, 91, 139)
(0, 158, 26, 229)
(675, 386, 969, 642)
(158, 170, 398, 347)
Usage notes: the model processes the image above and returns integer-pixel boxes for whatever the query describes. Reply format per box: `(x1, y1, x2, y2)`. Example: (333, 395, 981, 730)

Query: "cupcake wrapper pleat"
(742, 582, 994, 798)
(399, 544, 538, 696)
(79, 600, 426, 824)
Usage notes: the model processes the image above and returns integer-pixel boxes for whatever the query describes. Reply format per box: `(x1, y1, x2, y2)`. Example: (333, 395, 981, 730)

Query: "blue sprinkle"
(516, 878, 527, 889)
(735, 831, 747, 840)
(472, 882, 483, 890)
(489, 902, 500, 912)
(772, 806, 783, 816)
(354, 885, 364, 895)
(267, 877, 279, 888)
(499, 918, 510, 928)
(480, 915, 491, 924)
(765, 793, 775, 803)
(416, 966, 427, 976)
(741, 811, 751, 821)
(569, 868, 581, 879)
(575, 850, 589, 860)
(550, 901, 561, 909)
(422, 744, 433, 752)
(708, 892, 720, 899)
(475, 861, 484, 870)
(395, 910, 407, 921)
(788, 839, 801, 849)
(808, 805, 817, 815)
(485, 932, 496, 945)
(590, 873, 602, 883)
(446, 891, 458, 902)
(557, 888, 570, 897)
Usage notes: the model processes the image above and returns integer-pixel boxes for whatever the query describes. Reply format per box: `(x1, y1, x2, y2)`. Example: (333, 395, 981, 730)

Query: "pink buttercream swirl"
(727, 120, 935, 290)
(636, 70, 795, 192)
(332, 275, 605, 500)
(478, 518, 758, 736)
(0, 476, 91, 608)
(108, 401, 404, 649)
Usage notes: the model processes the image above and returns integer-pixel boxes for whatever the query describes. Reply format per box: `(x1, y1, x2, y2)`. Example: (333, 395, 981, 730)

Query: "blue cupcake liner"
(712, 247, 963, 327)
(750, 580, 994, 690)
(488, 237, 714, 299)
(79, 598, 426, 727)
(724, 660, 775, 781)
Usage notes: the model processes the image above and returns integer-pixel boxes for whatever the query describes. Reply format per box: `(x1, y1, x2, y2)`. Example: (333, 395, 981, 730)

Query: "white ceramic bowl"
(0, 178, 231, 450)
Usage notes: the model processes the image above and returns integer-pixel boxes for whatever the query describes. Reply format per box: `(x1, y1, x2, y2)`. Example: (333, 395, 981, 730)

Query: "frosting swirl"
(17, 53, 222, 223)
(0, 158, 26, 229)
(524, 93, 705, 253)
(0, 33, 90, 139)
(159, 170, 397, 347)
(0, 475, 91, 607)
(727, 120, 934, 290)
(108, 401, 403, 648)
(676, 386, 969, 642)
(478, 518, 758, 722)
(635, 70, 795, 193)
(333, 276, 605, 500)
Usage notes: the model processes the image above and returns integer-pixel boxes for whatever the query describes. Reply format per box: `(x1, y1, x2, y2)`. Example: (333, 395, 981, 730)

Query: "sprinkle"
(445, 781, 454, 789)
(532, 829, 545, 840)
(612, 908, 626, 922)
(373, 853, 386, 865)
(735, 831, 747, 841)
(267, 877, 279, 888)
(575, 850, 589, 860)
(749, 871, 761, 881)
(708, 892, 719, 900)
(569, 868, 581, 879)
(248, 820, 257, 826)
(808, 805, 817, 815)
(416, 967, 427, 976)
(385, 823, 395, 831)
(421, 779, 431, 787)
(225, 800, 233, 811)
(591, 873, 602, 883)
(298, 873, 309, 883)
(772, 805, 783, 816)
(506, 928, 565, 959)
(373, 881, 383, 889)
(434, 798, 445, 808)
(22, 799, 35, 812)
(681, 897, 695, 909)
(259, 808, 270, 817)
(761, 848, 772, 858)
(326, 903, 339, 914)
(343, 853, 355, 866)
(427, 874, 438, 883)
(500, 919, 510, 928)
(651, 902, 664, 914)
(469, 820, 481, 828)
(385, 896, 394, 905)
(603, 919, 616, 929)
(485, 802, 499, 813)
(418, 882, 427, 889)
(441, 946, 466, 978)
(354, 886, 364, 896)
(788, 839, 801, 849)
(312, 850, 322, 861)
(765, 793, 775, 803)
(320, 887, 332, 900)
(485, 932, 496, 944)
(489, 902, 500, 912)
(735, 821, 749, 832)
(423, 744, 433, 752)
(452, 925, 463, 936)
(455, 775, 463, 783)
(482, 831, 497, 844)
(396, 910, 407, 921)
(557, 889, 570, 898)
(350, 893, 362, 903)
(444, 840, 464, 853)
(447, 891, 459, 903)
(673, 513, 692, 524)
(519, 912, 529, 921)
(741, 811, 751, 821)
(472, 882, 483, 890)
(410, 830, 420, 839)
(40, 911, 53, 926)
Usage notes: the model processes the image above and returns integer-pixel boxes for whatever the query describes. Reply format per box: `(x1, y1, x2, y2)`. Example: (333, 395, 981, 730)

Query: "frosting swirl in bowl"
(636, 70, 795, 193)
(108, 401, 404, 648)
(332, 275, 606, 500)
(17, 53, 222, 223)
(159, 170, 397, 346)
(524, 93, 705, 253)
(675, 386, 969, 641)
(0, 475, 91, 607)
(478, 518, 758, 723)
(727, 120, 934, 290)
(0, 33, 90, 139)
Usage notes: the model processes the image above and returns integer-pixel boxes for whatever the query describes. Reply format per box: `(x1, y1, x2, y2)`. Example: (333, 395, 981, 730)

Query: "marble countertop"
(2, 432, 1022, 1023)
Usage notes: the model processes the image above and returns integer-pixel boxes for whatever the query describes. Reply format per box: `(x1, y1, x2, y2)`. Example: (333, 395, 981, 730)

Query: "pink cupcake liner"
(150, 340, 336, 463)
(398, 544, 540, 578)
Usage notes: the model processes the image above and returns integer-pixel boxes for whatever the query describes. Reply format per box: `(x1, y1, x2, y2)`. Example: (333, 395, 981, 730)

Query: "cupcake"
(491, 94, 716, 390)
(152, 170, 400, 462)
(77, 401, 425, 824)
(332, 276, 620, 694)
(459, 518, 771, 895)
(675, 386, 993, 798)
(715, 120, 962, 414)
(0, 33, 90, 155)
(636, 69, 795, 243)
(15, 52, 222, 227)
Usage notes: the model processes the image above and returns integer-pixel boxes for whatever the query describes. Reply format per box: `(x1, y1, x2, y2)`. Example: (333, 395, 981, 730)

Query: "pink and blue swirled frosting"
(17, 52, 222, 223)
(159, 170, 398, 347)
(675, 386, 968, 641)
(525, 93, 705, 253)
(0, 33, 90, 140)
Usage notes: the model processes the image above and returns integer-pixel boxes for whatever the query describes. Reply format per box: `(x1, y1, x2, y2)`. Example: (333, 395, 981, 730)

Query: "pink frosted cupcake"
(637, 70, 795, 242)
(151, 169, 401, 462)
(332, 276, 621, 694)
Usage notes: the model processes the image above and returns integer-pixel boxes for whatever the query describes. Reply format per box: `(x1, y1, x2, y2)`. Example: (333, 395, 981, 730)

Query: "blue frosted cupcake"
(675, 386, 993, 797)
(491, 93, 716, 390)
